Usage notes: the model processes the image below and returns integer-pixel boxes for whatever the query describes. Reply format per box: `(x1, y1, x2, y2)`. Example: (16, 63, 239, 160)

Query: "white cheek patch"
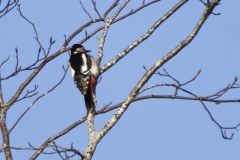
(81, 54, 88, 72)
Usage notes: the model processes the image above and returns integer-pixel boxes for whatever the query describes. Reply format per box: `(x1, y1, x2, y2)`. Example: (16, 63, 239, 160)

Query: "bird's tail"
(84, 90, 97, 115)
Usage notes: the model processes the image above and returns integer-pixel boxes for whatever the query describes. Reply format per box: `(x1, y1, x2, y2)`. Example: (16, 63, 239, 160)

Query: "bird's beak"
(85, 50, 91, 52)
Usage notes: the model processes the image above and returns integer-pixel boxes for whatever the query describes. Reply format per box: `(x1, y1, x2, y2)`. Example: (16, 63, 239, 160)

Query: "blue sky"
(1, 0, 240, 159)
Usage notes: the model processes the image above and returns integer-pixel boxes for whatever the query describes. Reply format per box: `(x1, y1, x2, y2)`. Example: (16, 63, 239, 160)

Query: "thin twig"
(0, 55, 10, 68)
(15, 85, 38, 102)
(52, 141, 65, 160)
(91, 0, 101, 18)
(79, 0, 160, 44)
(9, 65, 69, 134)
(15, 2, 47, 57)
(102, 0, 120, 19)
(79, 0, 93, 20)
(0, 0, 19, 18)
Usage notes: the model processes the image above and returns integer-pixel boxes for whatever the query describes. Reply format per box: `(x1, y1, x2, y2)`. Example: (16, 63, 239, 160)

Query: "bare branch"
(15, 3, 47, 57)
(30, 79, 240, 159)
(84, 2, 132, 159)
(98, 95, 240, 115)
(98, 0, 219, 147)
(0, 109, 12, 159)
(63, 0, 124, 48)
(138, 83, 173, 95)
(181, 69, 201, 86)
(198, 100, 239, 140)
(1, 41, 58, 81)
(97, 0, 130, 66)
(28, 1, 229, 159)
(31, 1, 189, 159)
(101, 102, 112, 110)
(15, 85, 38, 102)
(30, 116, 87, 160)
(0, 56, 10, 68)
(96, 18, 113, 66)
(100, 0, 178, 74)
(199, 0, 221, 15)
(52, 141, 65, 160)
(79, 0, 160, 44)
(102, 0, 119, 19)
(0, 70, 3, 104)
(111, 0, 130, 20)
(206, 77, 238, 100)
(91, 0, 101, 18)
(0, 0, 19, 18)
(5, 0, 124, 108)
(0, 142, 83, 159)
(155, 68, 202, 95)
(9, 65, 69, 134)
(79, 0, 93, 21)
(15, 47, 19, 73)
(47, 36, 56, 57)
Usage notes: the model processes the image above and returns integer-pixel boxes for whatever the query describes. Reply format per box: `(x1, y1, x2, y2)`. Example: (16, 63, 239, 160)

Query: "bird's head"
(71, 44, 91, 55)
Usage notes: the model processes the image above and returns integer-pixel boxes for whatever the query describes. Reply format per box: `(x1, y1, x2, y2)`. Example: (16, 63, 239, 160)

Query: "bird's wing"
(74, 71, 90, 96)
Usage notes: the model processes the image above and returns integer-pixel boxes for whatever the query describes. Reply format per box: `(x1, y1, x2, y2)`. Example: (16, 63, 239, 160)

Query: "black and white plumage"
(69, 44, 99, 113)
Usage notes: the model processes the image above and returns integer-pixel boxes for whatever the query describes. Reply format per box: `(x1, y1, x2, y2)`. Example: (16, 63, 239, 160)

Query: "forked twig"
(91, 0, 101, 18)
(0, 0, 19, 18)
(79, 0, 93, 20)
(9, 65, 69, 134)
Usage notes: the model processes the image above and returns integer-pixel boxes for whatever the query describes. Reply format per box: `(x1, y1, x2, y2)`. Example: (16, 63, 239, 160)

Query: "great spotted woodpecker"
(69, 44, 99, 113)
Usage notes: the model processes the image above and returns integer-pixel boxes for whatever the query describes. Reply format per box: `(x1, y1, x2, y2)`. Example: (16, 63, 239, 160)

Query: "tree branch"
(8, 65, 68, 134)
(98, 0, 218, 145)
(79, 0, 160, 45)
(79, 0, 93, 21)
(91, 0, 101, 18)
(97, 0, 130, 65)
(99, 0, 179, 74)
(0, 0, 19, 18)
(0, 108, 12, 160)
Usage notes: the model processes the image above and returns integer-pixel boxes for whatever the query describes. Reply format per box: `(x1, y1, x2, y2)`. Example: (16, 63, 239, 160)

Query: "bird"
(69, 44, 99, 114)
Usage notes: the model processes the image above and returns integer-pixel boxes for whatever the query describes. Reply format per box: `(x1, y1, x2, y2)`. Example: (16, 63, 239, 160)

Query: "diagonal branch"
(8, 65, 69, 134)
(98, 0, 218, 143)
(99, 0, 179, 74)
(91, 0, 101, 18)
(15, 3, 47, 57)
(102, 0, 119, 19)
(97, 0, 130, 66)
(79, 0, 93, 21)
(85, 1, 131, 159)
(29, 78, 240, 160)
(79, 0, 160, 44)
(29, 75, 240, 160)
(0, 0, 19, 18)
(1, 47, 52, 81)
(30, 1, 223, 159)
(0, 69, 4, 104)
(0, 56, 10, 68)
(15, 85, 38, 102)
(6, 0, 134, 112)
(155, 68, 202, 95)
(30, 116, 87, 160)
